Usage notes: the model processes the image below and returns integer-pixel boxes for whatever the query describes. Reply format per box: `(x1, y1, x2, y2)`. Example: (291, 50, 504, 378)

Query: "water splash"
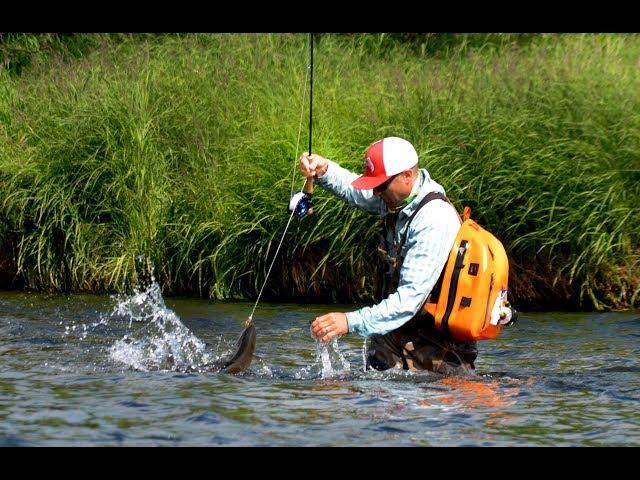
(314, 337, 351, 379)
(62, 313, 109, 340)
(362, 337, 368, 373)
(108, 279, 217, 373)
(64, 321, 96, 340)
(110, 279, 165, 328)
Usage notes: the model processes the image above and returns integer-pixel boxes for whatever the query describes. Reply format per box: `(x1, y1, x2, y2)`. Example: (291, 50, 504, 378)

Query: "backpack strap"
(399, 192, 458, 310)
(379, 191, 454, 300)
(398, 191, 451, 251)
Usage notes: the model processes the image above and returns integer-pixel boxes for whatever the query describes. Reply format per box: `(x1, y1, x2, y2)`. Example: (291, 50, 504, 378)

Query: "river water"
(1, 285, 638, 446)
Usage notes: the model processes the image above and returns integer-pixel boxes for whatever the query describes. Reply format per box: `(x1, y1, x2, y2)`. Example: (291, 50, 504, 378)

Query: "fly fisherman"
(300, 137, 477, 374)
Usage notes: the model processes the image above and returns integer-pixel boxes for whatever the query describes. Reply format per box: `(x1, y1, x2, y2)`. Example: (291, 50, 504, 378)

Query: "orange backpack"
(422, 204, 517, 341)
(384, 192, 517, 341)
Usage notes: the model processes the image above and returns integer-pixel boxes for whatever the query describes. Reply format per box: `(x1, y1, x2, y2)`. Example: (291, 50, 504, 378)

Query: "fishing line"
(290, 32, 315, 197)
(248, 205, 297, 321)
(248, 33, 315, 322)
(290, 48, 310, 198)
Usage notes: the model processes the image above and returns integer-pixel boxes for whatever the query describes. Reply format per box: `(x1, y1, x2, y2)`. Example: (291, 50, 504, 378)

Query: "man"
(300, 136, 477, 374)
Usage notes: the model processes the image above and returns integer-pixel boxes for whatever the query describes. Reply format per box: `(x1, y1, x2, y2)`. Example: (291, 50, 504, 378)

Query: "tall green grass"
(0, 33, 638, 310)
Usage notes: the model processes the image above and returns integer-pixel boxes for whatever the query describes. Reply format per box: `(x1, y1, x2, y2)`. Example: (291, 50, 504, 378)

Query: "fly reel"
(288, 191, 314, 218)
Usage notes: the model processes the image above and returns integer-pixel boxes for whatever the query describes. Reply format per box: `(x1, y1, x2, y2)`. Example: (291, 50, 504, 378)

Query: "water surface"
(0, 286, 638, 446)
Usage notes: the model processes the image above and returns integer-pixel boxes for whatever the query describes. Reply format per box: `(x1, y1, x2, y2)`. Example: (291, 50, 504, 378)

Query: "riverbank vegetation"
(1, 33, 638, 310)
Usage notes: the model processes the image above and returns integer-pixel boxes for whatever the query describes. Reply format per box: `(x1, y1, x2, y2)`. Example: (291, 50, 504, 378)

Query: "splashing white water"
(315, 337, 351, 379)
(62, 314, 109, 340)
(108, 280, 218, 372)
(362, 337, 368, 373)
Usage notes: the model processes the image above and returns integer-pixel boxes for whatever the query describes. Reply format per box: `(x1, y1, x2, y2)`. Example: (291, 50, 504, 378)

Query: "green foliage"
(0, 33, 101, 76)
(333, 33, 541, 59)
(0, 33, 638, 310)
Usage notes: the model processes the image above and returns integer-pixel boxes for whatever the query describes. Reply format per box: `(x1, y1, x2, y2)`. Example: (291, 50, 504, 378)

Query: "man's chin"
(384, 199, 399, 210)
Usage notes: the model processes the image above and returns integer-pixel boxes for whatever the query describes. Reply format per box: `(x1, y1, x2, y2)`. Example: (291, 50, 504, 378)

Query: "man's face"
(373, 173, 405, 209)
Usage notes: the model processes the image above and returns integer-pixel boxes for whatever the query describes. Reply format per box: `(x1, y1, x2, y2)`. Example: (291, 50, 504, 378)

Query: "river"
(1, 285, 638, 446)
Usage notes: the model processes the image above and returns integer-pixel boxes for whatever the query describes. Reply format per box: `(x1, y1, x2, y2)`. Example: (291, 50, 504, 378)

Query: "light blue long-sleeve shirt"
(315, 160, 460, 337)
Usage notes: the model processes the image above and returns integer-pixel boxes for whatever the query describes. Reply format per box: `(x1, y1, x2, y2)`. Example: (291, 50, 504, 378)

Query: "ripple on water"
(0, 436, 33, 447)
(186, 412, 221, 424)
(2, 292, 639, 446)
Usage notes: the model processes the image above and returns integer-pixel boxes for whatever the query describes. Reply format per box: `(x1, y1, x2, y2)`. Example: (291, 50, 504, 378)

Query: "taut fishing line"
(248, 33, 316, 322)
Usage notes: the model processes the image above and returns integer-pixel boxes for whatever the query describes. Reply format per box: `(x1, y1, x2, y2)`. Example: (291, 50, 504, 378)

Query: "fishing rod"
(289, 32, 315, 218)
(221, 33, 315, 374)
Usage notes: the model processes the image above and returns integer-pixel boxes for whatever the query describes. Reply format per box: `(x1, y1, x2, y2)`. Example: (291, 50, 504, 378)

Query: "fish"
(219, 317, 256, 374)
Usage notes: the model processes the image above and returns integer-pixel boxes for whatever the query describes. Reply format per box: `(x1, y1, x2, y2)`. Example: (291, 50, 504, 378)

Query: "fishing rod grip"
(303, 176, 314, 215)
(304, 176, 314, 195)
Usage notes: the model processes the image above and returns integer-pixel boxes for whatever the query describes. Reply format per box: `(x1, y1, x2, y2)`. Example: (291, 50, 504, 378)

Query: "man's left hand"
(311, 312, 349, 343)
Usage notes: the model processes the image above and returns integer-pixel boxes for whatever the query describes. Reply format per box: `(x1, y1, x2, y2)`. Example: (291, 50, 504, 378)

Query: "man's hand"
(310, 312, 349, 343)
(299, 152, 329, 178)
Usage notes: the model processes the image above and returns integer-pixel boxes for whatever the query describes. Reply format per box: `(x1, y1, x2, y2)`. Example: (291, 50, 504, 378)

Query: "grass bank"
(0, 33, 638, 310)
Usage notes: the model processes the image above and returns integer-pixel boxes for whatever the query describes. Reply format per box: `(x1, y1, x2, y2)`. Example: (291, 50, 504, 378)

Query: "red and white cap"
(351, 137, 419, 190)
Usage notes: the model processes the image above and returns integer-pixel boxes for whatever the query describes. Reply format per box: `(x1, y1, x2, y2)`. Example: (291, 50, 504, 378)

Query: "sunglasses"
(373, 174, 399, 193)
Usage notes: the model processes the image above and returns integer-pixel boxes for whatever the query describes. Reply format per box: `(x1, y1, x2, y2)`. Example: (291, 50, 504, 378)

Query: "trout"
(219, 318, 256, 374)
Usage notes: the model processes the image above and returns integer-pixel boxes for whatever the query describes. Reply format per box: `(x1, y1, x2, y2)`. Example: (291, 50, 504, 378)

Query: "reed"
(0, 33, 638, 310)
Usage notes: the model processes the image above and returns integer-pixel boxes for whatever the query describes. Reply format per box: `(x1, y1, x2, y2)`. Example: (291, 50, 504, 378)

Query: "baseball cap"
(351, 137, 419, 190)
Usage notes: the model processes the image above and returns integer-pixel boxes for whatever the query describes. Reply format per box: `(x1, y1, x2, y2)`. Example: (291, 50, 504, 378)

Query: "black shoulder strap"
(402, 192, 455, 312)
(398, 191, 450, 251)
(379, 191, 453, 301)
